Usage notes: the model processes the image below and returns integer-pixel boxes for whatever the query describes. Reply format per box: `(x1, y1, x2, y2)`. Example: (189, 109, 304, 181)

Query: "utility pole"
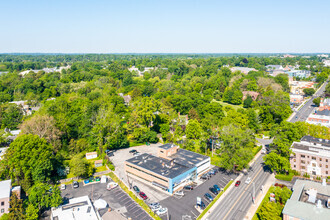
(211, 136, 214, 157)
(166, 209, 169, 220)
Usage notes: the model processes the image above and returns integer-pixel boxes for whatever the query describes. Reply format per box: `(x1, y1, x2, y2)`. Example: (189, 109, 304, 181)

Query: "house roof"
(169, 148, 209, 167)
(0, 180, 11, 199)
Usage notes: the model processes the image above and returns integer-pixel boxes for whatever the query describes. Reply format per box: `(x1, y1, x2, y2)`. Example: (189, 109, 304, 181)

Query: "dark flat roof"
(169, 149, 209, 167)
(126, 153, 193, 179)
(301, 136, 330, 147)
(159, 143, 174, 150)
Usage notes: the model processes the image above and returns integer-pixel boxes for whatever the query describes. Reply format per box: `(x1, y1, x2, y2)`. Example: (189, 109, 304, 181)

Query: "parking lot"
(158, 169, 238, 220)
(61, 178, 152, 220)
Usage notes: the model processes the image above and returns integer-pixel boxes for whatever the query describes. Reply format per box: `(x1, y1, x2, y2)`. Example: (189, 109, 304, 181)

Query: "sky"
(0, 0, 330, 53)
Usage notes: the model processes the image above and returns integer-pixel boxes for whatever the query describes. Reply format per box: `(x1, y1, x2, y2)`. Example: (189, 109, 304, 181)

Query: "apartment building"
(290, 136, 330, 177)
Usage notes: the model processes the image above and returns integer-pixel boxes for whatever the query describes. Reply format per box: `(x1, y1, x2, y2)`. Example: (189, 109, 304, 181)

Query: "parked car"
(95, 177, 101, 182)
(139, 192, 148, 200)
(133, 186, 140, 193)
(209, 187, 218, 195)
(60, 184, 66, 190)
(245, 177, 251, 184)
(129, 149, 137, 154)
(107, 182, 118, 191)
(151, 204, 162, 212)
(174, 190, 184, 196)
(204, 193, 213, 201)
(197, 201, 206, 209)
(156, 207, 167, 215)
(235, 181, 241, 187)
(208, 169, 216, 175)
(213, 184, 220, 192)
(184, 185, 193, 190)
(201, 173, 209, 180)
(73, 181, 79, 188)
(149, 202, 160, 208)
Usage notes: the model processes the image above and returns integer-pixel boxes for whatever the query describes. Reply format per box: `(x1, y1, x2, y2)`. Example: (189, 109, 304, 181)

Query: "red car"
(139, 192, 148, 200)
(235, 181, 241, 187)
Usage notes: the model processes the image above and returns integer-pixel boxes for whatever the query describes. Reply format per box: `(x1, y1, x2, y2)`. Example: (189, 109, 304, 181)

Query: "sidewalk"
(244, 173, 275, 220)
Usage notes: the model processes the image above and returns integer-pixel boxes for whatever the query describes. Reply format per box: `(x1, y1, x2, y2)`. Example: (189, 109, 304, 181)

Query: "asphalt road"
(206, 154, 272, 220)
(289, 81, 328, 123)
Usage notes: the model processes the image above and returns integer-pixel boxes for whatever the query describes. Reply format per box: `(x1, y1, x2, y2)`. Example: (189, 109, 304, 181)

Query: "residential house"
(289, 80, 315, 95)
(306, 109, 330, 127)
(0, 148, 8, 160)
(229, 67, 257, 75)
(19, 66, 71, 76)
(9, 101, 40, 116)
(290, 136, 330, 177)
(323, 60, 330, 67)
(290, 94, 304, 105)
(242, 91, 259, 101)
(283, 54, 296, 58)
(286, 70, 311, 79)
(51, 196, 100, 220)
(118, 93, 132, 105)
(266, 65, 285, 77)
(282, 179, 330, 220)
(86, 152, 97, 160)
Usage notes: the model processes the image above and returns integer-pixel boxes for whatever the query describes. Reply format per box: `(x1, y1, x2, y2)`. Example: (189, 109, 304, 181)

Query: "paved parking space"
(61, 179, 152, 220)
(158, 170, 238, 220)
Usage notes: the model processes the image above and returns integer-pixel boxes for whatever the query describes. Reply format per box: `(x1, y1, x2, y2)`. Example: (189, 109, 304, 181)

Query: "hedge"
(275, 173, 294, 181)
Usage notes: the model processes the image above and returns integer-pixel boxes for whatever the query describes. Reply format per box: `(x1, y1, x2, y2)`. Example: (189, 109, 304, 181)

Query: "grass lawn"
(95, 165, 107, 173)
(213, 100, 243, 111)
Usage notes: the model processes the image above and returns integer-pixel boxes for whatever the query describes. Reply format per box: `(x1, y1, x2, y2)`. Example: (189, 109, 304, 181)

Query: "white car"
(151, 205, 162, 212)
(60, 184, 66, 190)
(245, 177, 251, 184)
(107, 182, 118, 191)
(174, 191, 184, 196)
(156, 207, 167, 215)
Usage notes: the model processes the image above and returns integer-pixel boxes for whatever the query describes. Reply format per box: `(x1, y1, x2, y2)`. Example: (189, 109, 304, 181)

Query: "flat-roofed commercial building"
(282, 179, 330, 220)
(124, 144, 210, 194)
(290, 136, 330, 177)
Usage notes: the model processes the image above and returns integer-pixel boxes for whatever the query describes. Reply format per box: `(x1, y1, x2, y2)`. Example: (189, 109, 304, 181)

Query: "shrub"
(275, 173, 294, 181)
(303, 173, 310, 178)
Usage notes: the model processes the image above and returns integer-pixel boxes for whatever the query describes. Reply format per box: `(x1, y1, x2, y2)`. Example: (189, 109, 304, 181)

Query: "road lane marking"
(221, 166, 263, 220)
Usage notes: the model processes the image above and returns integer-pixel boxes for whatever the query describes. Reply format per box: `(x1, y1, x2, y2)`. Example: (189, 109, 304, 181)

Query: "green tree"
(257, 202, 282, 220)
(303, 88, 315, 96)
(25, 204, 39, 220)
(231, 89, 243, 105)
(217, 124, 255, 171)
(243, 95, 253, 108)
(0, 134, 54, 190)
(313, 97, 321, 107)
(28, 183, 62, 211)
(247, 80, 258, 91)
(186, 120, 203, 140)
(264, 152, 290, 173)
(0, 103, 23, 129)
(69, 154, 93, 178)
(188, 108, 200, 122)
(131, 97, 159, 128)
(8, 193, 24, 220)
